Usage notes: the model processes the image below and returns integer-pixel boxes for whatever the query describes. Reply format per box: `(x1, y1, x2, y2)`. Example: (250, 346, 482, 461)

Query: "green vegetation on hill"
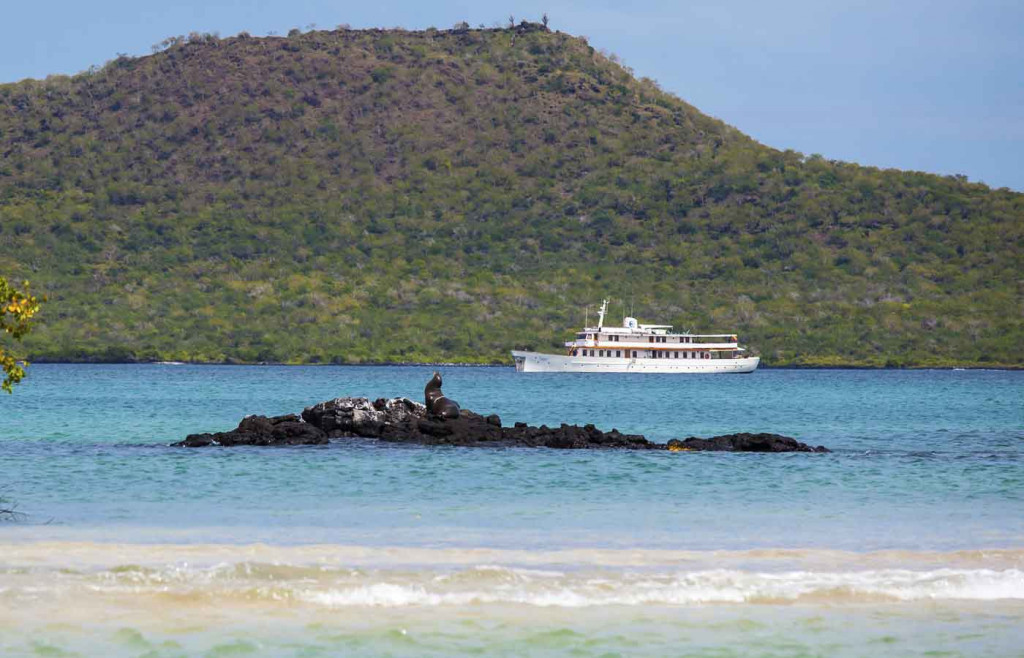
(1, 24, 1022, 366)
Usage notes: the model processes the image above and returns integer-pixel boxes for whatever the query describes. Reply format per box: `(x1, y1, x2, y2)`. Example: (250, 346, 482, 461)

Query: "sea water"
(1, 365, 1023, 656)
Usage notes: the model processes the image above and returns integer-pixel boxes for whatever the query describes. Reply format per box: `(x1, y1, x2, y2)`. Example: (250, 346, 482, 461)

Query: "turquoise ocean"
(1, 365, 1023, 656)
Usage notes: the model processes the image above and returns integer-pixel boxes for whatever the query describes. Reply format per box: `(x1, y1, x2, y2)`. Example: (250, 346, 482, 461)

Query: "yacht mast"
(597, 299, 608, 329)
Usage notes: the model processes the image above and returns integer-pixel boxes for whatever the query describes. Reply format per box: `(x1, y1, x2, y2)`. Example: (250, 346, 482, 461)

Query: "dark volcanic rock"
(178, 413, 327, 447)
(297, 396, 652, 448)
(666, 433, 828, 453)
(177, 396, 827, 452)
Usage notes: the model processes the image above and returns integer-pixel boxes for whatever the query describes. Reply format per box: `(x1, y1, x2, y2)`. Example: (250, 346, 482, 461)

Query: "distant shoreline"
(23, 359, 1024, 371)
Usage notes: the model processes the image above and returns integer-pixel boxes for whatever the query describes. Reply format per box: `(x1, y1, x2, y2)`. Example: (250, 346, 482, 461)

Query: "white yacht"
(511, 300, 760, 373)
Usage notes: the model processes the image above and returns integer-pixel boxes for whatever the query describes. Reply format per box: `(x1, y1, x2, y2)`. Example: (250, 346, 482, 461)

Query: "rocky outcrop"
(180, 413, 327, 447)
(176, 396, 828, 452)
(298, 396, 653, 448)
(667, 433, 829, 453)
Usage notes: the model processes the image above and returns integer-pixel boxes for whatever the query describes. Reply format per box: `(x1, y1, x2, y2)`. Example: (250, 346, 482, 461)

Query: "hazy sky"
(3, 0, 1021, 190)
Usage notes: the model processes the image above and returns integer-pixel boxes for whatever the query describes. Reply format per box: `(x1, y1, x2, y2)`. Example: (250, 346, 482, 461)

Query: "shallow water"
(1, 365, 1023, 655)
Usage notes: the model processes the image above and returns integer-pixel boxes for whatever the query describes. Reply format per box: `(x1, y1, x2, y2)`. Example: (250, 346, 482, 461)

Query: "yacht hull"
(511, 350, 760, 373)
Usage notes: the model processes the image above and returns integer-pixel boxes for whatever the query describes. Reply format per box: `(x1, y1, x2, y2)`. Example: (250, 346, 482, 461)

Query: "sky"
(2, 0, 1022, 190)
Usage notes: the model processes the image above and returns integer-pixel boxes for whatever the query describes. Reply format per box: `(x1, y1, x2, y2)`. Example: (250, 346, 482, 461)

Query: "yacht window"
(649, 337, 654, 343)
(632, 351, 637, 358)
(616, 350, 621, 357)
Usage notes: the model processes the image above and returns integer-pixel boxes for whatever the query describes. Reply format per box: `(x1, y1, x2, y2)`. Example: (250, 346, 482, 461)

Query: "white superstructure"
(511, 300, 760, 374)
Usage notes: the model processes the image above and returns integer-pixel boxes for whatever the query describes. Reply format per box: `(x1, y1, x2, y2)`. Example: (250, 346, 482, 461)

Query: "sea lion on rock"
(424, 371, 460, 419)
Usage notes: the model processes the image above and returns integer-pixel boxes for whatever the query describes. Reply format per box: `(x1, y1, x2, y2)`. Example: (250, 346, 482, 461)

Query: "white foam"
(300, 568, 1024, 608)
(7, 544, 1024, 610)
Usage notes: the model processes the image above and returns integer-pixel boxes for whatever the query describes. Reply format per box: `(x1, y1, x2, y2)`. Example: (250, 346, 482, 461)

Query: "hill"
(1, 24, 1022, 366)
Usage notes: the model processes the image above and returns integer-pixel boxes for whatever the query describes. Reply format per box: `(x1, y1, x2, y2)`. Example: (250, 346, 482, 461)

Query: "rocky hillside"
(1, 24, 1021, 366)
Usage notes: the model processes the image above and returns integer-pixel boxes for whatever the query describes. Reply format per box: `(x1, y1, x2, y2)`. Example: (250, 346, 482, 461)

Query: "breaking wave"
(301, 567, 1024, 607)
(4, 563, 1023, 608)
(3, 543, 1024, 611)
